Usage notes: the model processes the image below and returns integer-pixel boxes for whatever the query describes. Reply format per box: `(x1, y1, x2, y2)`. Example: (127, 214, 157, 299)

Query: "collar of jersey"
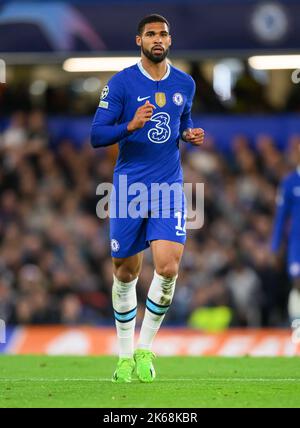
(297, 166, 300, 176)
(137, 60, 171, 81)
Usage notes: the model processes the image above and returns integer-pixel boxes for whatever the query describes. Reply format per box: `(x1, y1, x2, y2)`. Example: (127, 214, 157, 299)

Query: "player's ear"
(136, 35, 141, 47)
(169, 35, 172, 46)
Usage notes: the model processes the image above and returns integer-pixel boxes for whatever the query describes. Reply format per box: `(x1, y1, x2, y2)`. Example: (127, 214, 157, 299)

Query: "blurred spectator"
(226, 257, 262, 326)
(1, 111, 27, 149)
(60, 294, 84, 325)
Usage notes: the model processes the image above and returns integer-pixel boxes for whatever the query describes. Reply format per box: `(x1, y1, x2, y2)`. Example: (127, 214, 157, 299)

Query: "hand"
(182, 128, 205, 146)
(127, 100, 156, 132)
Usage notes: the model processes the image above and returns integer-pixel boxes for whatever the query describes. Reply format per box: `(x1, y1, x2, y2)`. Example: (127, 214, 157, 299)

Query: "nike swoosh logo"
(137, 96, 151, 102)
(176, 231, 186, 236)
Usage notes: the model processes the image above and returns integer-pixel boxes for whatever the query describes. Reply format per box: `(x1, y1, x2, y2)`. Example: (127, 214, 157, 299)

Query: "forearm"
(180, 115, 193, 140)
(91, 122, 131, 148)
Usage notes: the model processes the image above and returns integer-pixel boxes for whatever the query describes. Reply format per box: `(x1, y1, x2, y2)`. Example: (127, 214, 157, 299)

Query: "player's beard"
(141, 43, 169, 64)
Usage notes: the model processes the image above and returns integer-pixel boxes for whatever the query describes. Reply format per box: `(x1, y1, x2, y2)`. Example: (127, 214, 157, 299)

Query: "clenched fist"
(182, 128, 205, 146)
(127, 100, 156, 132)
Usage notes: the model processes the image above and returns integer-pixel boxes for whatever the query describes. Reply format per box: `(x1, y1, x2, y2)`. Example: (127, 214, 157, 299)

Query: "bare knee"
(113, 259, 140, 283)
(155, 262, 179, 279)
(113, 267, 138, 283)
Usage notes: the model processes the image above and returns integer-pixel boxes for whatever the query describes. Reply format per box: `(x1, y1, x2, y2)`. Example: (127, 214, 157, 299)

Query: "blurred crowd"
(0, 110, 299, 329)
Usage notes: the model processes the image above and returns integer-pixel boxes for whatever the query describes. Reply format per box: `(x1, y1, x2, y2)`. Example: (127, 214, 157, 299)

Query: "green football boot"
(112, 357, 135, 383)
(134, 349, 156, 383)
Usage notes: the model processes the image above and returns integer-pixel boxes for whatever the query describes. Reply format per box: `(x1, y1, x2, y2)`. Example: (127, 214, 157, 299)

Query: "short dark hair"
(137, 14, 170, 35)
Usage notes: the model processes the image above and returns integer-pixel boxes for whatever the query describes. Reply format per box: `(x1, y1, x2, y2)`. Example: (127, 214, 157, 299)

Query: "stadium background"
(0, 0, 300, 357)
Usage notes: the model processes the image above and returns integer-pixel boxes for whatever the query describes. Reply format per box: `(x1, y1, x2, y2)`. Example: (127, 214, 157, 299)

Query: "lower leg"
(137, 240, 183, 350)
(112, 274, 138, 358)
(137, 269, 178, 350)
(112, 253, 143, 358)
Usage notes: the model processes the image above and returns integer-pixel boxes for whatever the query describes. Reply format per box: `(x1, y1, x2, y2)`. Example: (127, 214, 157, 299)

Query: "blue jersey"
(91, 62, 195, 188)
(271, 169, 300, 267)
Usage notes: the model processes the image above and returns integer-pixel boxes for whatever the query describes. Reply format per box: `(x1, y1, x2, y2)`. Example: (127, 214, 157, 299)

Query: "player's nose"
(154, 34, 163, 43)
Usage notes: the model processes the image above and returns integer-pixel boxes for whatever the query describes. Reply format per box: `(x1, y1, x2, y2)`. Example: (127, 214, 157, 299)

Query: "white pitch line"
(0, 378, 299, 383)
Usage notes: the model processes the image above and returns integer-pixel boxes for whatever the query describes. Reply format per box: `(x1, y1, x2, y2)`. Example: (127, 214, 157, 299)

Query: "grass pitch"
(0, 355, 299, 408)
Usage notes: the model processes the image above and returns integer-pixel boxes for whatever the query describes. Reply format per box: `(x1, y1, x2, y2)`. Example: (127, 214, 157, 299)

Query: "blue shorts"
(109, 187, 187, 258)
